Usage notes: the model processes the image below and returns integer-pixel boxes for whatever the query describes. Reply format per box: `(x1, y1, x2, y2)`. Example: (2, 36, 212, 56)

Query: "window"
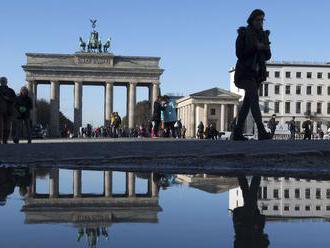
(266, 71, 269, 78)
(317, 72, 323, 79)
(273, 189, 279, 199)
(327, 205, 330, 211)
(295, 205, 300, 211)
(285, 102, 291, 113)
(296, 102, 301, 114)
(284, 205, 290, 211)
(305, 205, 311, 211)
(307, 72, 312, 78)
(316, 206, 321, 211)
(328, 73, 330, 79)
(307, 86, 312, 95)
(274, 85, 280, 94)
(264, 84, 269, 97)
(275, 71, 280, 78)
(275, 102, 280, 114)
(328, 86, 330, 95)
(210, 108, 216, 115)
(263, 187, 267, 199)
(317, 86, 322, 95)
(328, 103, 330, 114)
(273, 205, 279, 211)
(284, 189, 290, 199)
(286, 71, 291, 78)
(296, 72, 301, 78)
(262, 205, 268, 210)
(306, 102, 312, 115)
(305, 188, 311, 199)
(285, 85, 291, 94)
(296, 85, 301, 95)
(264, 102, 269, 113)
(295, 189, 300, 199)
(316, 188, 321, 199)
(259, 85, 263, 96)
(317, 102, 322, 114)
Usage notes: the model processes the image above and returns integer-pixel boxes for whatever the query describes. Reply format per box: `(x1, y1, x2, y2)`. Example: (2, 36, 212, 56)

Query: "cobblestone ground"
(1, 138, 330, 177)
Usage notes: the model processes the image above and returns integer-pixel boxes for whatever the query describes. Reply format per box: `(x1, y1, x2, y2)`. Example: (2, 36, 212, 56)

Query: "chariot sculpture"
(79, 19, 111, 53)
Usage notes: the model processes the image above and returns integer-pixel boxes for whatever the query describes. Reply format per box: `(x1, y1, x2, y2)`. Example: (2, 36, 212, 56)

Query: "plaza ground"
(1, 138, 330, 177)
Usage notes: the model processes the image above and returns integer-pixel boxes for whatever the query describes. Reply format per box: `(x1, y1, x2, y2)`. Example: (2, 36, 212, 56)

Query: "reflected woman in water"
(232, 176, 269, 248)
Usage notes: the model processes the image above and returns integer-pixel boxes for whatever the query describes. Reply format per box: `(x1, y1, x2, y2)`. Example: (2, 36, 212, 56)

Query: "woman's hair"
(247, 9, 265, 26)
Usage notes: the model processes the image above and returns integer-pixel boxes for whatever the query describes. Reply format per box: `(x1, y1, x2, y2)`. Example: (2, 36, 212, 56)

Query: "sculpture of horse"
(103, 38, 111, 53)
(79, 37, 86, 52)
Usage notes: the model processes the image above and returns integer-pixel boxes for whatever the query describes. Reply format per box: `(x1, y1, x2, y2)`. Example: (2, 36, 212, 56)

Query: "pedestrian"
(152, 95, 163, 137)
(302, 117, 313, 140)
(0, 77, 16, 144)
(181, 125, 187, 139)
(288, 117, 296, 140)
(267, 114, 278, 138)
(231, 9, 272, 141)
(163, 95, 177, 138)
(13, 86, 33, 144)
(197, 121, 204, 139)
(174, 119, 182, 138)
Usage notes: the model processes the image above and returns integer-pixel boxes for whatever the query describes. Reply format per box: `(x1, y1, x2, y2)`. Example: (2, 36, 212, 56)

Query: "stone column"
(49, 168, 59, 198)
(233, 104, 238, 118)
(203, 104, 208, 127)
(151, 83, 160, 115)
(74, 81, 83, 137)
(26, 81, 38, 125)
(191, 104, 196, 138)
(126, 172, 135, 197)
(50, 81, 60, 137)
(148, 173, 159, 197)
(73, 170, 82, 198)
(104, 171, 112, 197)
(220, 104, 225, 131)
(104, 82, 114, 126)
(128, 83, 136, 129)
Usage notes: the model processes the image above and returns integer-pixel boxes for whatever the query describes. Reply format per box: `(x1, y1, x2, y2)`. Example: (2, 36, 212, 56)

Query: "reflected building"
(229, 176, 330, 219)
(22, 168, 161, 247)
(175, 174, 238, 194)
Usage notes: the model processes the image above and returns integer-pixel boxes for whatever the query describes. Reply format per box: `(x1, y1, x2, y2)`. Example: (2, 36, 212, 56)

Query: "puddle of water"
(0, 167, 330, 247)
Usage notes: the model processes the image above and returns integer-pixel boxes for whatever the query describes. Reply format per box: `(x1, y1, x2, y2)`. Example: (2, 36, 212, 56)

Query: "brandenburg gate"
(22, 20, 163, 137)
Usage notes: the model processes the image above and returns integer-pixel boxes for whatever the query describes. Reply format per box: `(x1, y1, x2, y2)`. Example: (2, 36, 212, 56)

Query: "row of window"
(258, 187, 329, 200)
(262, 204, 330, 212)
(259, 84, 330, 97)
(264, 101, 329, 115)
(269, 71, 330, 79)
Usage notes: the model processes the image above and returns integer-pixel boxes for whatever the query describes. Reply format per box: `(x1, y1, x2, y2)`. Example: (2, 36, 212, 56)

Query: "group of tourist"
(152, 95, 186, 138)
(0, 77, 33, 144)
(197, 121, 221, 140)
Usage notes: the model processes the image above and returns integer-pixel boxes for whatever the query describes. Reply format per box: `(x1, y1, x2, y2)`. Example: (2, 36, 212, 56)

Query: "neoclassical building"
(176, 88, 240, 137)
(230, 61, 330, 133)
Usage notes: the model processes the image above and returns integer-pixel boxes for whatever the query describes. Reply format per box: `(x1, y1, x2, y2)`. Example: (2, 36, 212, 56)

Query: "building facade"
(230, 61, 330, 132)
(176, 88, 240, 137)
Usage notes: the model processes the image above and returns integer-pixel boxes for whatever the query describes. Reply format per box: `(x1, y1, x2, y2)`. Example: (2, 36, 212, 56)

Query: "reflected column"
(104, 171, 112, 197)
(49, 168, 59, 198)
(73, 170, 82, 197)
(27, 168, 37, 197)
(126, 172, 135, 197)
(148, 173, 159, 197)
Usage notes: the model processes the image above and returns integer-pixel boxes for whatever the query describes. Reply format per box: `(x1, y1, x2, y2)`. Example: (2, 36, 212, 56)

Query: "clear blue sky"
(1, 0, 330, 126)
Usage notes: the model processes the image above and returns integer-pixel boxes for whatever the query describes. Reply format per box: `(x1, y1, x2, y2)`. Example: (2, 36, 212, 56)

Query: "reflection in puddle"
(1, 167, 330, 247)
